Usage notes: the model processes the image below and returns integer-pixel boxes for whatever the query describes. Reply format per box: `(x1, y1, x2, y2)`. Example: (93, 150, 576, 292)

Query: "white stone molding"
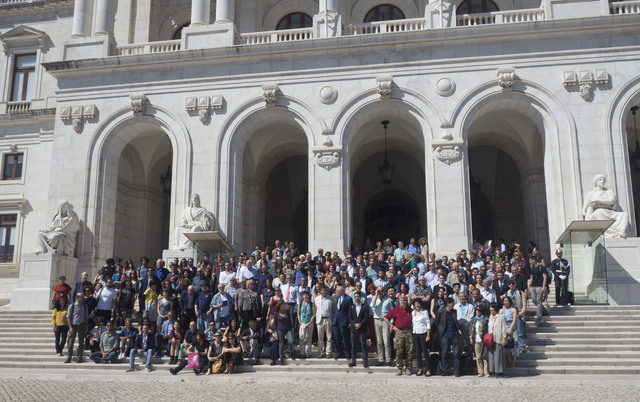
(319, 86, 338, 104)
(262, 82, 280, 107)
(0, 25, 47, 54)
(594, 69, 609, 86)
(432, 139, 464, 165)
(497, 68, 516, 92)
(562, 71, 578, 87)
(314, 149, 342, 171)
(60, 104, 96, 133)
(322, 135, 334, 147)
(130, 93, 148, 116)
(185, 96, 197, 111)
(435, 77, 456, 96)
(376, 75, 394, 100)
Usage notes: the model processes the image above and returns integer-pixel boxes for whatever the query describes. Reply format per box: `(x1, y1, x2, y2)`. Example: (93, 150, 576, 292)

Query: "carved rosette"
(497, 68, 516, 92)
(432, 139, 464, 165)
(130, 93, 147, 117)
(376, 75, 393, 100)
(262, 82, 280, 108)
(60, 104, 96, 134)
(314, 150, 342, 171)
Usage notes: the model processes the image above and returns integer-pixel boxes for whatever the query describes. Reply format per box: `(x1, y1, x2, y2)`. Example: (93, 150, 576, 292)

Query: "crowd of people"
(50, 237, 571, 377)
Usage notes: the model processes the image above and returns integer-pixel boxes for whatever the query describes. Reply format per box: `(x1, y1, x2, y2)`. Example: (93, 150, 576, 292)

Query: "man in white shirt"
(280, 274, 298, 334)
(314, 285, 335, 358)
(95, 279, 118, 323)
(479, 279, 497, 304)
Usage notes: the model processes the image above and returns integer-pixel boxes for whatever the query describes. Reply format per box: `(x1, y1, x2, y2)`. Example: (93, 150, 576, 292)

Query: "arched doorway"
(349, 118, 427, 247)
(96, 121, 174, 262)
(241, 120, 309, 253)
(626, 103, 640, 235)
(466, 101, 550, 258)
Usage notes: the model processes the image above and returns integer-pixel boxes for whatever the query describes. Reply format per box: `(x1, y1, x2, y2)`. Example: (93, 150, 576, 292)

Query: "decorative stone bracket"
(130, 93, 147, 116)
(563, 69, 609, 102)
(313, 148, 342, 171)
(497, 68, 516, 92)
(60, 104, 96, 133)
(186, 95, 224, 124)
(432, 138, 464, 165)
(262, 82, 280, 107)
(376, 75, 394, 100)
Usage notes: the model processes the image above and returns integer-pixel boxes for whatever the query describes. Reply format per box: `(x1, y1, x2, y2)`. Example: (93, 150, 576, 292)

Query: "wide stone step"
(527, 344, 640, 352)
(524, 338, 637, 346)
(529, 321, 640, 328)
(507, 366, 640, 375)
(528, 327, 640, 334)
(521, 351, 640, 359)
(515, 358, 640, 367)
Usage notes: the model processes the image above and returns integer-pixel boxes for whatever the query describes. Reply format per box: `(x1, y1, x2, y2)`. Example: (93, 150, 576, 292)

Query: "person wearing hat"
(551, 249, 571, 306)
(154, 310, 176, 357)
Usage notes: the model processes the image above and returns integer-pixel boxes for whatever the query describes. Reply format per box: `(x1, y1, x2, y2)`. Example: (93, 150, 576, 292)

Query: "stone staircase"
(0, 307, 638, 376)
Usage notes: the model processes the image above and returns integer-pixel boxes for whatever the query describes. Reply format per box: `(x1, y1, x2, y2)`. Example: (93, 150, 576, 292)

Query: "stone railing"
(456, 8, 545, 26)
(0, 0, 39, 6)
(6, 101, 31, 114)
(344, 18, 426, 35)
(240, 27, 313, 45)
(114, 40, 181, 56)
(610, 0, 640, 14)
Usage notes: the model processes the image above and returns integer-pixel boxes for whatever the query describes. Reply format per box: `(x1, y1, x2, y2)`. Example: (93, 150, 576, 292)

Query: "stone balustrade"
(114, 40, 181, 56)
(0, 0, 36, 6)
(240, 27, 313, 45)
(457, 8, 545, 26)
(6, 101, 31, 114)
(344, 18, 426, 36)
(610, 0, 640, 14)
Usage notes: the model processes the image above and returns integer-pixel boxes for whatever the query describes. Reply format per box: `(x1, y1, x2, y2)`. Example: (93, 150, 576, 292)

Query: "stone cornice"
(0, 0, 73, 16)
(43, 14, 640, 77)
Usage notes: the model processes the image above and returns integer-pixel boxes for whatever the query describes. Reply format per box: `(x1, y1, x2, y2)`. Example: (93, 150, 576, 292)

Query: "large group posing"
(50, 237, 571, 378)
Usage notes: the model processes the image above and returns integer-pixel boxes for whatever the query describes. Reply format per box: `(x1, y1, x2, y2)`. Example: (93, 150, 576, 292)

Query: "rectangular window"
(11, 53, 36, 101)
(0, 214, 17, 263)
(2, 153, 23, 180)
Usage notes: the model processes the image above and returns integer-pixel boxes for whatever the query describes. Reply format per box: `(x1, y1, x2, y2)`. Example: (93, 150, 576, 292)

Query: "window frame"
(456, 0, 500, 14)
(364, 4, 406, 23)
(10, 53, 36, 102)
(0, 195, 27, 267)
(276, 12, 313, 30)
(0, 214, 17, 264)
(0, 148, 27, 185)
(2, 153, 24, 181)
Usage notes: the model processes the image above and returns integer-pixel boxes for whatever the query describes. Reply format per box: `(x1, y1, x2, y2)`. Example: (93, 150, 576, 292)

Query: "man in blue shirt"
(256, 263, 273, 293)
(154, 311, 175, 358)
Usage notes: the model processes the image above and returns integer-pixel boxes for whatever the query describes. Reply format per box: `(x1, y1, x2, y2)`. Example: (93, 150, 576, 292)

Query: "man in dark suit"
(435, 297, 461, 376)
(332, 285, 352, 359)
(126, 323, 155, 372)
(491, 271, 509, 299)
(348, 291, 370, 368)
(180, 285, 198, 329)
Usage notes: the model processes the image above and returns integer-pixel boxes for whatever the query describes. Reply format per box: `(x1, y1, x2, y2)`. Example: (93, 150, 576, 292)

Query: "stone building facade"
(0, 0, 639, 308)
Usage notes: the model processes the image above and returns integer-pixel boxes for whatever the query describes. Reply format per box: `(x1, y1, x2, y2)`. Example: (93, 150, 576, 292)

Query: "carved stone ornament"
(578, 71, 594, 102)
(314, 150, 341, 171)
(432, 139, 464, 165)
(60, 104, 96, 133)
(594, 69, 609, 86)
(130, 93, 147, 116)
(319, 86, 338, 104)
(262, 82, 280, 108)
(376, 75, 394, 100)
(562, 71, 578, 87)
(435, 77, 456, 97)
(322, 135, 334, 147)
(497, 68, 516, 92)
(9, 144, 18, 153)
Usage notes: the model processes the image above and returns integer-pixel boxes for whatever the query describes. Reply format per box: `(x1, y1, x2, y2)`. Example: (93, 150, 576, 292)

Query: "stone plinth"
(10, 253, 78, 311)
(162, 248, 199, 267)
(605, 238, 640, 305)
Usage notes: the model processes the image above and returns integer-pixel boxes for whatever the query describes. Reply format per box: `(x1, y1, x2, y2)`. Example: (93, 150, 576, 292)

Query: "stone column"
(320, 0, 338, 12)
(190, 0, 210, 26)
(309, 150, 345, 253)
(427, 140, 471, 255)
(316, 0, 341, 38)
(521, 168, 551, 259)
(215, 0, 235, 23)
(93, 0, 115, 36)
(71, 0, 93, 37)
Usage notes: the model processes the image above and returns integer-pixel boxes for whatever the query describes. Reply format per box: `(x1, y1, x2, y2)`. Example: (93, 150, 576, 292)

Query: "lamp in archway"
(160, 165, 172, 196)
(630, 106, 640, 173)
(378, 120, 395, 185)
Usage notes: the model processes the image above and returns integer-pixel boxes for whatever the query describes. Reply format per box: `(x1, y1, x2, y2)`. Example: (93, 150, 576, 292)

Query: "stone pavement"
(0, 368, 638, 401)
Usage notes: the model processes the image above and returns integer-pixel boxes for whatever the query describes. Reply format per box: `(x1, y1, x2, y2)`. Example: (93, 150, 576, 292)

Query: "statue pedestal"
(162, 248, 200, 266)
(10, 253, 78, 311)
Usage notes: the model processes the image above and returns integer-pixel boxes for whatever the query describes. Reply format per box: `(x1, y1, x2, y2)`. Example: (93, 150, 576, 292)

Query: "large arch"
(604, 75, 640, 236)
(338, 92, 434, 249)
(217, 98, 319, 251)
(452, 81, 580, 255)
(262, 0, 318, 31)
(83, 107, 192, 268)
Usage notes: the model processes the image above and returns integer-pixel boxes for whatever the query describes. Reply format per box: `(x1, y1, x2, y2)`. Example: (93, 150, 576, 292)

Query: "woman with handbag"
(206, 332, 225, 374)
(487, 302, 507, 378)
(469, 305, 489, 377)
(170, 330, 209, 375)
(297, 290, 316, 358)
(500, 296, 519, 368)
(222, 333, 243, 374)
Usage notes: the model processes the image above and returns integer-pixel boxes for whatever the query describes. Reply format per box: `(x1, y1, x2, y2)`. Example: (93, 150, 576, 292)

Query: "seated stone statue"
(174, 193, 215, 250)
(35, 200, 80, 256)
(582, 174, 628, 238)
